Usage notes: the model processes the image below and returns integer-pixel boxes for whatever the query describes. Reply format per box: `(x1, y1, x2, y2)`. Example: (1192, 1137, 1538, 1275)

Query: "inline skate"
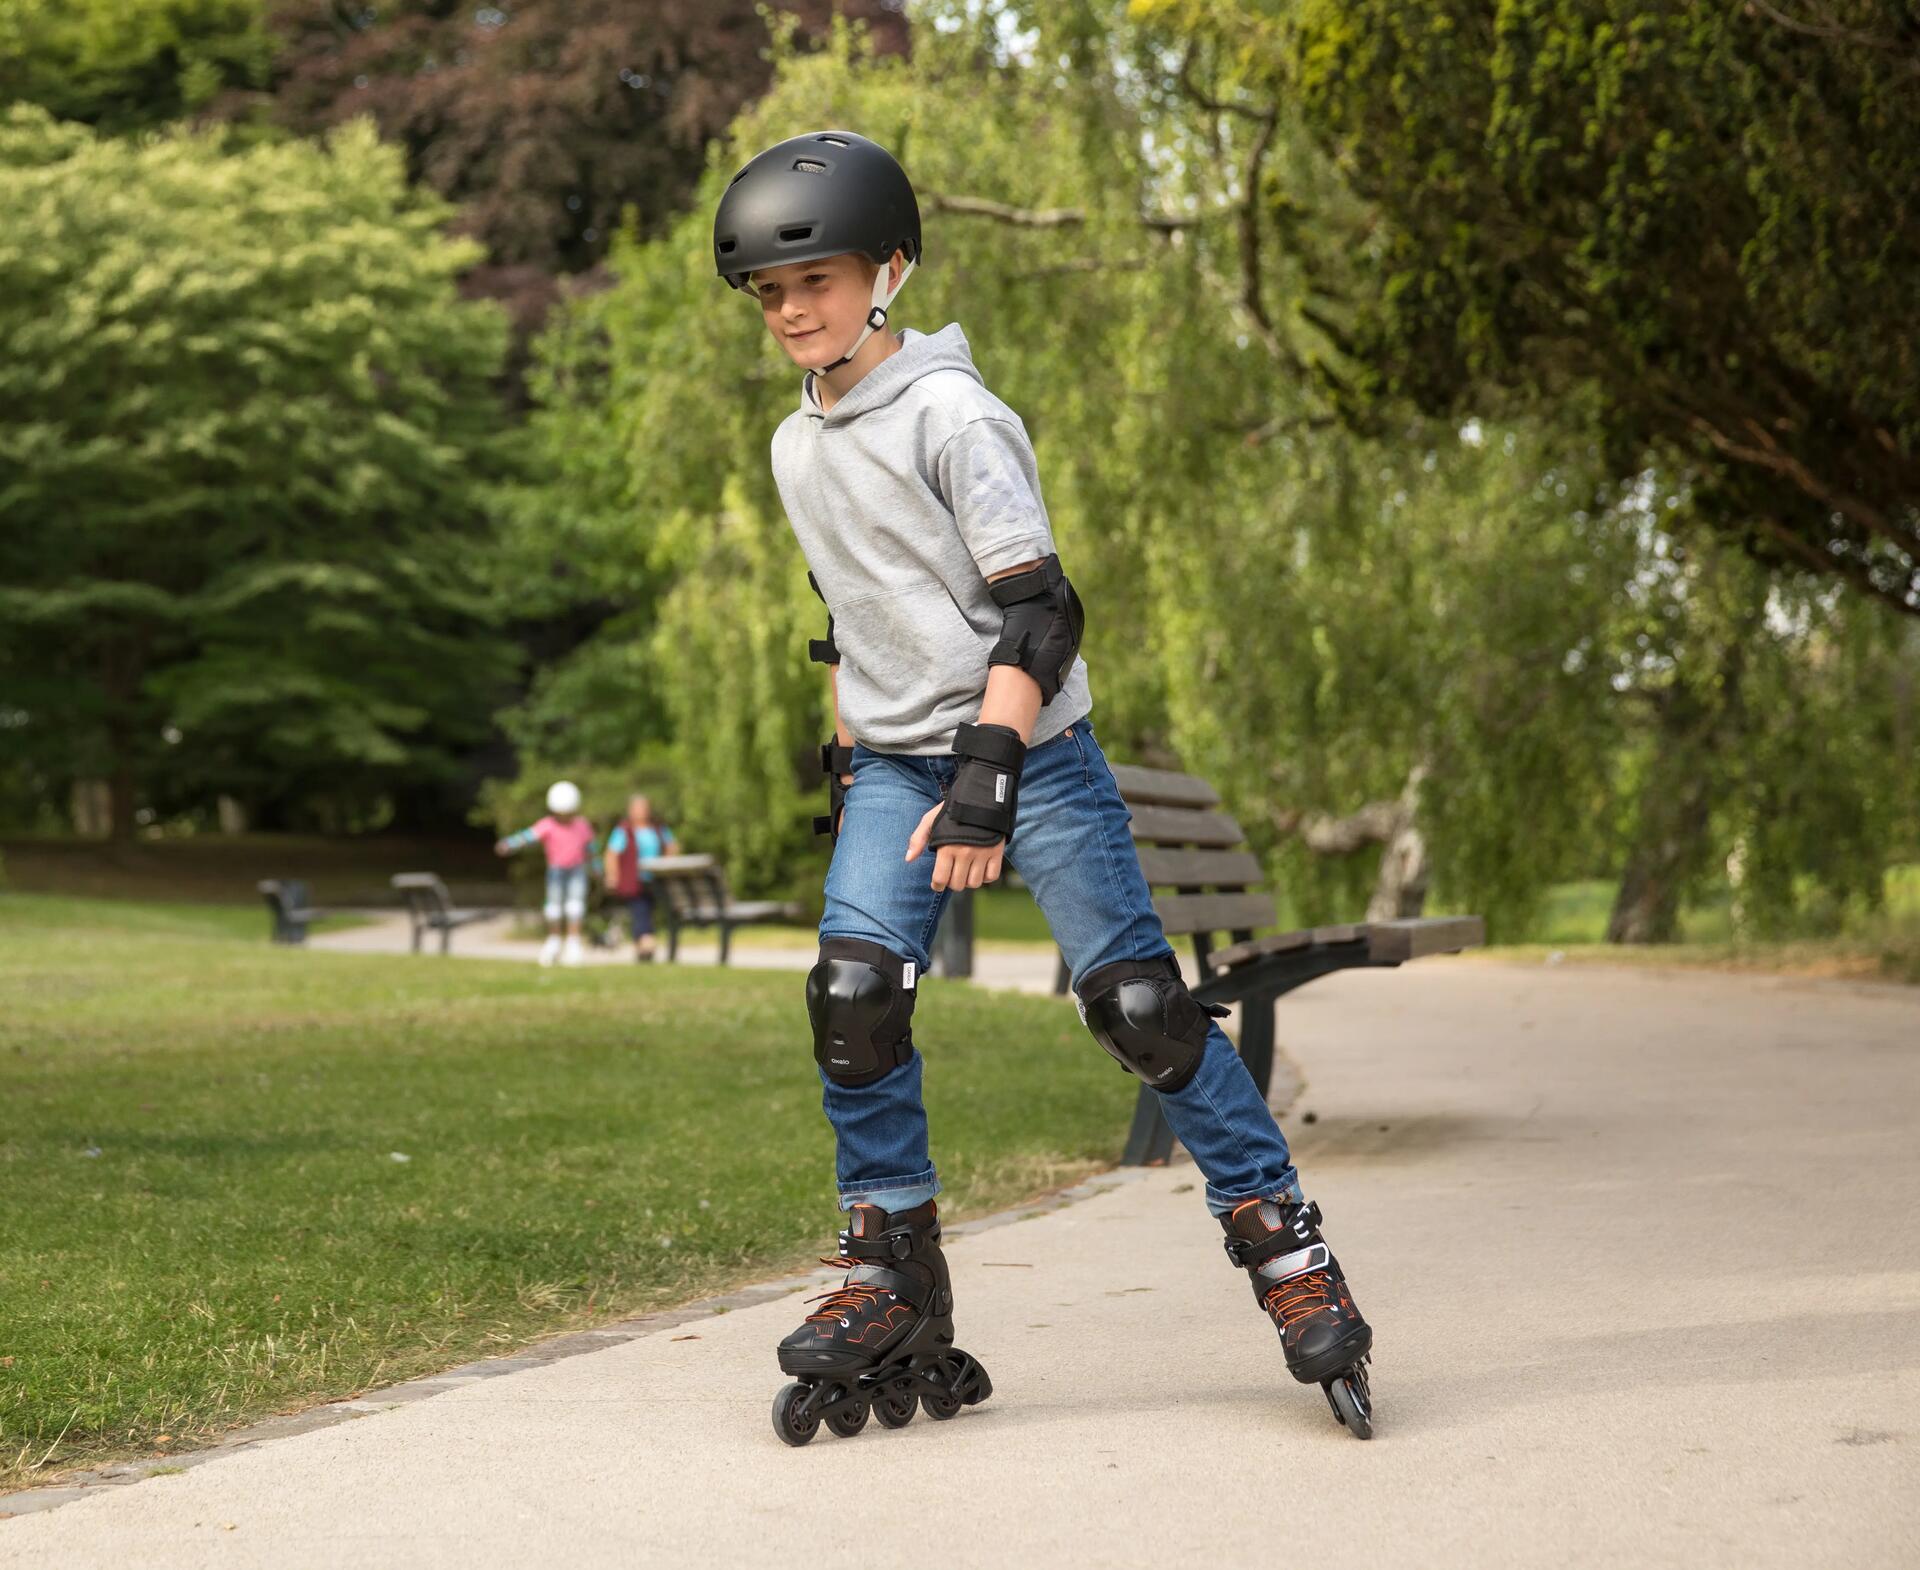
(1222, 1196, 1375, 1438)
(771, 1199, 991, 1446)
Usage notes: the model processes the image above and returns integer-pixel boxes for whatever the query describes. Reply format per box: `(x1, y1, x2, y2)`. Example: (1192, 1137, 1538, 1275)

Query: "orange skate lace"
(803, 1247, 912, 1325)
(1262, 1272, 1338, 1329)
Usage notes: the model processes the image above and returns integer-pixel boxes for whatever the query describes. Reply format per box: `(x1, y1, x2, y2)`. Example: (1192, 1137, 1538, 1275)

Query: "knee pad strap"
(808, 938, 919, 1088)
(1077, 954, 1227, 1093)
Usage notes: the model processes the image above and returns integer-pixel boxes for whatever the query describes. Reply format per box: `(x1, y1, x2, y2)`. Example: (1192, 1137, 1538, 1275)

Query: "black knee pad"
(807, 938, 919, 1088)
(1077, 955, 1224, 1093)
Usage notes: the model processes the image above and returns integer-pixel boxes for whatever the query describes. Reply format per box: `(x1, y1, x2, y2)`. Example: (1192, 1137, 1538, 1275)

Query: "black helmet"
(713, 130, 921, 292)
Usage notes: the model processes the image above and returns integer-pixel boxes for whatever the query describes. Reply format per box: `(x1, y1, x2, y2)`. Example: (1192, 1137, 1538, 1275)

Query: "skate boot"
(1222, 1196, 1375, 1438)
(771, 1200, 992, 1446)
(538, 934, 561, 967)
(560, 934, 584, 967)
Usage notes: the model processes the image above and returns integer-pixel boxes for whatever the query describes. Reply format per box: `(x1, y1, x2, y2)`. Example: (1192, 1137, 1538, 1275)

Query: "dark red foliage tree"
(255, 1, 908, 327)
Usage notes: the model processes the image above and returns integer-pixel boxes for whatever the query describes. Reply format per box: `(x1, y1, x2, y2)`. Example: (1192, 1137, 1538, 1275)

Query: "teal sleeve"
(607, 826, 628, 854)
(501, 826, 539, 851)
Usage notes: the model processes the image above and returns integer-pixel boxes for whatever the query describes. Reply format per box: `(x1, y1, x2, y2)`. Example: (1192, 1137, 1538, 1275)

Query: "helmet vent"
(816, 134, 849, 146)
(778, 225, 814, 242)
(793, 159, 829, 175)
(716, 238, 736, 253)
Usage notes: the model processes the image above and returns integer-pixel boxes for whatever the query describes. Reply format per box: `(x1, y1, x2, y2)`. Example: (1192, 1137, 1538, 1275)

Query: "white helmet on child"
(546, 780, 582, 814)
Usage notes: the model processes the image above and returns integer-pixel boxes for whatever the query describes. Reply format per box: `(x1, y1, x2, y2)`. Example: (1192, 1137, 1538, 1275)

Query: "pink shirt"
(533, 815, 597, 870)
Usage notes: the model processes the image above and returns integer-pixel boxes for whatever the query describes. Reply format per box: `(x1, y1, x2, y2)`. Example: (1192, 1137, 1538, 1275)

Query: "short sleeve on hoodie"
(935, 417, 1055, 578)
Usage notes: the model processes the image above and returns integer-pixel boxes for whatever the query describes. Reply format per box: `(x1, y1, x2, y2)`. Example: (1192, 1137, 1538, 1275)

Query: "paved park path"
(4, 945, 1917, 1566)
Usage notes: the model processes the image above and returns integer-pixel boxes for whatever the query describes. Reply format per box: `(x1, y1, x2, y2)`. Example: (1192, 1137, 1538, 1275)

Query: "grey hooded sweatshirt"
(771, 323, 1092, 756)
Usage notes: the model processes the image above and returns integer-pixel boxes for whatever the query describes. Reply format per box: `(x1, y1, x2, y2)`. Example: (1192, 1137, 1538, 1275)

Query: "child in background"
(496, 780, 598, 967)
(604, 794, 679, 963)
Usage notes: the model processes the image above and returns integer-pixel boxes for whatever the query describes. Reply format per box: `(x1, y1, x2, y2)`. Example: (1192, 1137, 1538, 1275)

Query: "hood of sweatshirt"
(798, 323, 981, 426)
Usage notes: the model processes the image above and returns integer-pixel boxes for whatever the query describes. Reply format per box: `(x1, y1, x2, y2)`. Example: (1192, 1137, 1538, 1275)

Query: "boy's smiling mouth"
(788, 327, 822, 340)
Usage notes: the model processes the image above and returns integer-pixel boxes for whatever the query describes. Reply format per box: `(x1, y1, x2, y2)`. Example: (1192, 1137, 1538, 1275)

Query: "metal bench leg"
(1237, 997, 1277, 1102)
(1120, 1085, 1179, 1166)
(410, 921, 423, 955)
(440, 923, 452, 956)
(718, 924, 731, 966)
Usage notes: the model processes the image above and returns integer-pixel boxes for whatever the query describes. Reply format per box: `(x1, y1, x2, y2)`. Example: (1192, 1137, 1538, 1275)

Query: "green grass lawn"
(0, 893, 1132, 1490)
(1490, 867, 1920, 983)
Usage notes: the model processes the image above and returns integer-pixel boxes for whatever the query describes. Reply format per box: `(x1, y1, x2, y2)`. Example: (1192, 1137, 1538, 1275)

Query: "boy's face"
(747, 251, 901, 370)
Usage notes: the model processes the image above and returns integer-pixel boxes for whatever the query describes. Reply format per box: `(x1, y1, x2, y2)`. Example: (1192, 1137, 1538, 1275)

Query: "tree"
(1270, 0, 1920, 615)
(504, 12, 1633, 924)
(255, 0, 911, 328)
(0, 107, 515, 838)
(0, 0, 272, 132)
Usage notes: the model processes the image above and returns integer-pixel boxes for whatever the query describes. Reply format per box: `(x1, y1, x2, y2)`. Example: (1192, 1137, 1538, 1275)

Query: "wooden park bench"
(641, 854, 805, 965)
(390, 872, 497, 955)
(1053, 763, 1485, 1165)
(258, 878, 327, 945)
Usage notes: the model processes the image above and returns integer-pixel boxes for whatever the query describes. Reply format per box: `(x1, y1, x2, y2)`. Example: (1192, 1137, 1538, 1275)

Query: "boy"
(495, 780, 598, 967)
(714, 132, 1373, 1445)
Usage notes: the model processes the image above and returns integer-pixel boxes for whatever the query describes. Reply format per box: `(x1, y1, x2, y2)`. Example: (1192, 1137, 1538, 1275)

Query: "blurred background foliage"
(2, 0, 1915, 944)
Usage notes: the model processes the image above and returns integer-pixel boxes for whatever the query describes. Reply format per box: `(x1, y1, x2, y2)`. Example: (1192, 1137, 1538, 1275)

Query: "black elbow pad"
(987, 553, 1084, 704)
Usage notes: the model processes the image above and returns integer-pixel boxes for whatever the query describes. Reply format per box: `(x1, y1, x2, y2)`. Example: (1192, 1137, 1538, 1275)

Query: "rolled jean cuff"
(1203, 1175, 1304, 1219)
(836, 1167, 942, 1214)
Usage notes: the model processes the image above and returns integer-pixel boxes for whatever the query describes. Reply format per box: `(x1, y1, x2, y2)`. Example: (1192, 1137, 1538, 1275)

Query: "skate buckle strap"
(1222, 1200, 1325, 1269)
(839, 1220, 933, 1264)
(818, 1262, 930, 1312)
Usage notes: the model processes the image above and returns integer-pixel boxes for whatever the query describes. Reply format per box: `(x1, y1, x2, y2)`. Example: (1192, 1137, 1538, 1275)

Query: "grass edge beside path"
(1479, 933, 1920, 987)
(0, 896, 1132, 1491)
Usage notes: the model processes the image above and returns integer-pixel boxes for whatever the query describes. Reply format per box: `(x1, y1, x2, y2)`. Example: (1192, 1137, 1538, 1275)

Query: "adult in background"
(605, 794, 678, 963)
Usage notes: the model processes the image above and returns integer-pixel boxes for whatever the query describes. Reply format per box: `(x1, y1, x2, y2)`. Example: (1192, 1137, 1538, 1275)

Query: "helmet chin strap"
(819, 257, 915, 374)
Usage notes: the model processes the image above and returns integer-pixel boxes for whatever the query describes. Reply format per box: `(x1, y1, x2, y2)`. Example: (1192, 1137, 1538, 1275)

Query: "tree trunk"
(1366, 766, 1430, 921)
(100, 636, 145, 842)
(1607, 673, 1743, 944)
(70, 779, 113, 839)
(1272, 763, 1432, 921)
(108, 758, 138, 841)
(1606, 778, 1713, 942)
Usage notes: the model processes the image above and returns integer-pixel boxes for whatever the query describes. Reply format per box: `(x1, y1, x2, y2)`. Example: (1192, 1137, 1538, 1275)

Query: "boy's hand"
(906, 803, 1004, 890)
(493, 839, 510, 856)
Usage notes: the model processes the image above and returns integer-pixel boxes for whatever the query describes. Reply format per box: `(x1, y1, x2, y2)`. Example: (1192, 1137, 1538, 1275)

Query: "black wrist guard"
(813, 740, 854, 841)
(928, 723, 1026, 849)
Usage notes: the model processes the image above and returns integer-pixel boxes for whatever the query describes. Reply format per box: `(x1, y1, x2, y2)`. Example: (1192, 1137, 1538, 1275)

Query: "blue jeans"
(818, 717, 1302, 1218)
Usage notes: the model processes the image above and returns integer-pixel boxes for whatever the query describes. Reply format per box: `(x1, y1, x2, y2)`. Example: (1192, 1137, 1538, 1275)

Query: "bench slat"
(1135, 847, 1264, 890)
(1365, 916, 1487, 964)
(1108, 764, 1221, 810)
(1207, 915, 1486, 972)
(1153, 891, 1278, 936)
(1126, 804, 1245, 848)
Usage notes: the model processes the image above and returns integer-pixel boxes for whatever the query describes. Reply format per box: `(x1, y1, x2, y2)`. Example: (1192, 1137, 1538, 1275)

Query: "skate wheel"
(921, 1388, 964, 1421)
(874, 1391, 917, 1429)
(825, 1399, 870, 1438)
(772, 1381, 820, 1447)
(1326, 1374, 1373, 1440)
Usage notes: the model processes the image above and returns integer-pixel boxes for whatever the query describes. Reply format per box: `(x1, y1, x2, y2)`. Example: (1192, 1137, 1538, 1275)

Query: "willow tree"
(512, 9, 1640, 929)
